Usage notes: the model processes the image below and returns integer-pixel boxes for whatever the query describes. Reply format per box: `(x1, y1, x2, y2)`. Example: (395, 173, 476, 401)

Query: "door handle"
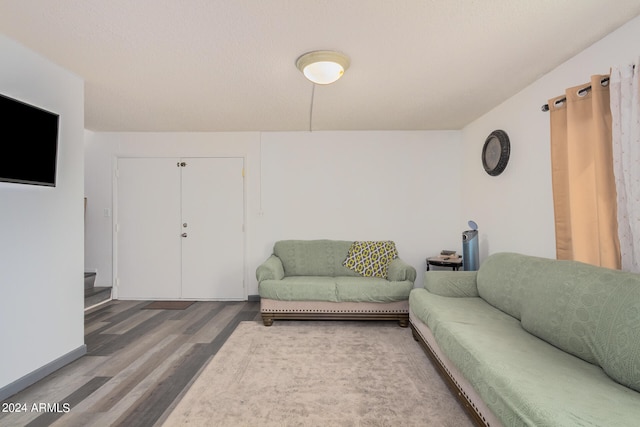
(181, 233, 188, 238)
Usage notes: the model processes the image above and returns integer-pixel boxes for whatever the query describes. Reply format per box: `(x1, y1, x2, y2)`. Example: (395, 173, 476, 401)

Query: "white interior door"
(116, 158, 182, 299)
(116, 156, 244, 300)
(180, 157, 245, 299)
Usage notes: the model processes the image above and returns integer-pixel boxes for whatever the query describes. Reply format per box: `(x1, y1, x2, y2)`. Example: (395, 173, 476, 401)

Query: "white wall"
(461, 15, 640, 262)
(84, 130, 462, 295)
(0, 35, 85, 392)
(257, 131, 462, 289)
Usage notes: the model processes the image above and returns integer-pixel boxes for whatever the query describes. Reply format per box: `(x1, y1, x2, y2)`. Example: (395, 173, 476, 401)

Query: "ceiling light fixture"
(296, 50, 350, 85)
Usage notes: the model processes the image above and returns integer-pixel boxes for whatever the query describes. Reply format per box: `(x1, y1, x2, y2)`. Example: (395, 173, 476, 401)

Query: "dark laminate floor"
(0, 300, 261, 427)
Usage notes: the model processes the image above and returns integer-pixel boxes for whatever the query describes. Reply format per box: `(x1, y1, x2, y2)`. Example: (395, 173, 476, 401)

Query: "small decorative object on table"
(426, 250, 463, 271)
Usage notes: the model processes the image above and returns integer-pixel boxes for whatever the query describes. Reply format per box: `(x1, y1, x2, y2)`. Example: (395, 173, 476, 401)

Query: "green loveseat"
(256, 239, 416, 326)
(409, 252, 640, 426)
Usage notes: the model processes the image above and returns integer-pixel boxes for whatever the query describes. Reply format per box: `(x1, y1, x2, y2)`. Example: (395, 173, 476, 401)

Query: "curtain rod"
(542, 64, 636, 112)
(541, 77, 610, 112)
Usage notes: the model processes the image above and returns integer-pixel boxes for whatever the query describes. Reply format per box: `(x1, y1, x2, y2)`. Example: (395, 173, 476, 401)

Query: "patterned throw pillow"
(342, 241, 398, 278)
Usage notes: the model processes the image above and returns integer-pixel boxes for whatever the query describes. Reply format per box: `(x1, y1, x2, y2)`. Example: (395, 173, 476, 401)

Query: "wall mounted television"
(0, 93, 59, 187)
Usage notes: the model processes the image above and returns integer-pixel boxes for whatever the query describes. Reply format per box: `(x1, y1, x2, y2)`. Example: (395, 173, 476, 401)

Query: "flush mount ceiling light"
(296, 50, 350, 85)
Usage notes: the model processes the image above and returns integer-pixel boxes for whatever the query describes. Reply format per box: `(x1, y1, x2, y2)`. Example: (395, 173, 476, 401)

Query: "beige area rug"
(162, 321, 473, 426)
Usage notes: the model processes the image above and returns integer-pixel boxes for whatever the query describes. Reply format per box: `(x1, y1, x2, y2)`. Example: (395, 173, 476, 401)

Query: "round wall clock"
(482, 130, 510, 176)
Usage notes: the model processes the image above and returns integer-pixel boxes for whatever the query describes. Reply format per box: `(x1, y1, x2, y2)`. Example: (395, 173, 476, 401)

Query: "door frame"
(112, 155, 247, 301)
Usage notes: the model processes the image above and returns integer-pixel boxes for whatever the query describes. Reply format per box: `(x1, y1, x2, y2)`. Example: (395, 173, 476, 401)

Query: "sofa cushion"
(476, 252, 550, 320)
(259, 276, 338, 302)
(273, 240, 358, 277)
(335, 276, 412, 303)
(519, 258, 640, 392)
(342, 241, 398, 278)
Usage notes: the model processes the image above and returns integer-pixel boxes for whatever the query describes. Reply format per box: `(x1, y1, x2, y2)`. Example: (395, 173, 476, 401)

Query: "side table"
(426, 255, 463, 271)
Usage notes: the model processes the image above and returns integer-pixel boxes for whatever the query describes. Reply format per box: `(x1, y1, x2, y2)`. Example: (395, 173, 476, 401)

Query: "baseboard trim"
(0, 344, 87, 401)
(247, 294, 260, 302)
(84, 297, 113, 313)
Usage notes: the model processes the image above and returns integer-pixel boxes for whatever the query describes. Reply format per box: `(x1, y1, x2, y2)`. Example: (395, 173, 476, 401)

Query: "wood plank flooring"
(0, 300, 261, 427)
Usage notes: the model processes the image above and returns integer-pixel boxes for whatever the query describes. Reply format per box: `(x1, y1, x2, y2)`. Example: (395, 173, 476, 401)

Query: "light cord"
(309, 83, 315, 132)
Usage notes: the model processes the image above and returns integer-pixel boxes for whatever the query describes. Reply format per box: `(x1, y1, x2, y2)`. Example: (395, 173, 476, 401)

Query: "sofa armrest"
(256, 255, 285, 282)
(424, 271, 478, 297)
(387, 258, 417, 283)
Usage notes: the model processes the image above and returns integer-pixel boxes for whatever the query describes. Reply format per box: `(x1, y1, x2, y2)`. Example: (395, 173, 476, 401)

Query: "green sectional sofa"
(409, 252, 640, 427)
(257, 239, 416, 326)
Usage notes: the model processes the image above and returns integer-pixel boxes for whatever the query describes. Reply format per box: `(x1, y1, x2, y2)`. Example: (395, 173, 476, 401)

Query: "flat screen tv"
(0, 93, 59, 187)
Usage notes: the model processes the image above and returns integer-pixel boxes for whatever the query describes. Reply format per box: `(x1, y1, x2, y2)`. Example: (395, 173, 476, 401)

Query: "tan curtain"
(548, 75, 621, 269)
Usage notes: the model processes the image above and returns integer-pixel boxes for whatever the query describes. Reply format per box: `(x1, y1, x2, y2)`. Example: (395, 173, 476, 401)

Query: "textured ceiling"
(1, 1, 639, 132)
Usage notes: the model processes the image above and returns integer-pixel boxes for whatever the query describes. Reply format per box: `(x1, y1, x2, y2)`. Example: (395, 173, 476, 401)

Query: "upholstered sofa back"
(477, 252, 640, 392)
(476, 252, 539, 320)
(273, 240, 360, 277)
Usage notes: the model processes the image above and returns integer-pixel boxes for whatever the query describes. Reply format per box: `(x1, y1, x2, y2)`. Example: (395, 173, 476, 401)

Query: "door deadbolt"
(183, 223, 188, 228)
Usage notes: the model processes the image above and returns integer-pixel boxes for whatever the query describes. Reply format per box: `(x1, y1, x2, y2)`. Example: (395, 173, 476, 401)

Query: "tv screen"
(0, 93, 59, 187)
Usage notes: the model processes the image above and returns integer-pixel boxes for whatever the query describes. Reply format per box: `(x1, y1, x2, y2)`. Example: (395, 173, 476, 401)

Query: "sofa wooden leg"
(262, 316, 274, 326)
(398, 318, 409, 328)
